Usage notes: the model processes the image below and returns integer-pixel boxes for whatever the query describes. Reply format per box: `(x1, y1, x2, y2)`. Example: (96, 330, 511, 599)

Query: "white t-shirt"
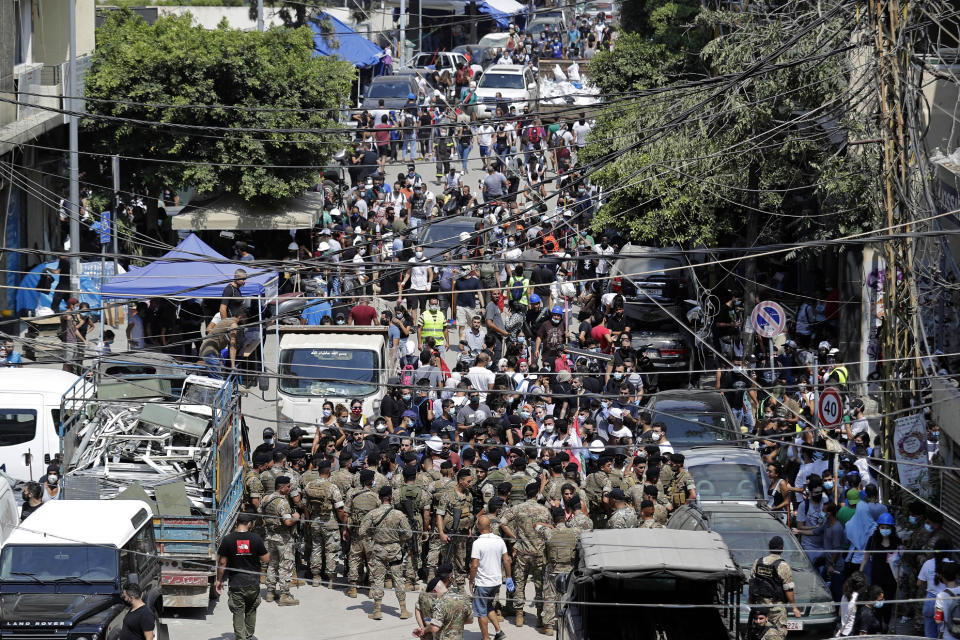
(407, 257, 432, 291)
(920, 557, 955, 594)
(128, 315, 145, 349)
(572, 121, 592, 147)
(471, 533, 508, 588)
(478, 124, 495, 147)
(467, 366, 496, 400)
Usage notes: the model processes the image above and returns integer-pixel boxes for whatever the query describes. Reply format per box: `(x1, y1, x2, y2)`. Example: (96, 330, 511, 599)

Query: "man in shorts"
(470, 514, 511, 640)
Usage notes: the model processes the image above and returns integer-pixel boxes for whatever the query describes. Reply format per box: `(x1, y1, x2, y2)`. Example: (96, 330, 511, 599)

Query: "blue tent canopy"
(101, 234, 277, 300)
(311, 13, 383, 68)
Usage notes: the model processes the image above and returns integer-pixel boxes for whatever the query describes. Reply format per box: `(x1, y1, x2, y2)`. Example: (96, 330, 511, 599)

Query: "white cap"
(318, 241, 330, 251)
(427, 435, 443, 453)
(329, 208, 341, 217)
(354, 226, 362, 234)
(589, 440, 605, 454)
(828, 347, 840, 356)
(287, 242, 299, 251)
(459, 232, 471, 242)
(434, 89, 441, 96)
(609, 407, 623, 420)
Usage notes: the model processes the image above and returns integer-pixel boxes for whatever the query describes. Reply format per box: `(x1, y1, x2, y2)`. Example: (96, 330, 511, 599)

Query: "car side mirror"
(258, 376, 270, 392)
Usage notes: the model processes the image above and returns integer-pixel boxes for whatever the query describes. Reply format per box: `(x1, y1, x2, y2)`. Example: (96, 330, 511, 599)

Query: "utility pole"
(869, 0, 922, 499)
(398, 0, 406, 67)
(111, 155, 119, 259)
(257, 0, 264, 31)
(68, 0, 80, 293)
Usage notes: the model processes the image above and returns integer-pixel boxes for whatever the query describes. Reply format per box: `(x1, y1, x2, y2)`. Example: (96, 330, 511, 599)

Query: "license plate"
(786, 620, 804, 631)
(643, 288, 662, 297)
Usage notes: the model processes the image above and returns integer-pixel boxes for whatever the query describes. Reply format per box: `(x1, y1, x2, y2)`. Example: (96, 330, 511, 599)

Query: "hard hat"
(287, 242, 299, 251)
(459, 232, 471, 242)
(818, 340, 831, 350)
(529, 294, 541, 304)
(878, 512, 895, 526)
(427, 435, 443, 452)
(408, 93, 415, 100)
(589, 440, 605, 454)
(828, 348, 840, 356)
(551, 305, 563, 315)
(329, 208, 341, 217)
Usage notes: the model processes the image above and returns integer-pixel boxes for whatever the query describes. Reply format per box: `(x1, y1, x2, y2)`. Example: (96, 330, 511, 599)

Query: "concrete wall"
(0, 0, 16, 128)
(32, 0, 95, 65)
(921, 59, 960, 156)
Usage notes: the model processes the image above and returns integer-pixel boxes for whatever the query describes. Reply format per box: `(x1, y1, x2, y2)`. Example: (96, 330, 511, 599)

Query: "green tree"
(588, 33, 678, 94)
(82, 11, 354, 203)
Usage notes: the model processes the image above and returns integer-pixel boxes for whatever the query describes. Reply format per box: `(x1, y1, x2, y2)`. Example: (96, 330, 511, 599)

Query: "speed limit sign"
(818, 388, 843, 426)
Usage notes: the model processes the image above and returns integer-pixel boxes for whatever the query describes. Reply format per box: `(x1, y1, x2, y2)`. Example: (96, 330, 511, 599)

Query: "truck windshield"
(686, 463, 763, 501)
(279, 348, 379, 397)
(478, 73, 527, 90)
(1, 545, 118, 582)
(181, 383, 221, 406)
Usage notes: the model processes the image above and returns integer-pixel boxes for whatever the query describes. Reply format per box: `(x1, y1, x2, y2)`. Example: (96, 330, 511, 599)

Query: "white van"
(0, 369, 80, 482)
(0, 479, 17, 547)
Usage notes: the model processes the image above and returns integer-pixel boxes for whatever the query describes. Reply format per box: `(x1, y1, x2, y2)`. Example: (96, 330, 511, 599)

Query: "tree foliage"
(588, 33, 679, 94)
(82, 11, 354, 203)
(581, 7, 878, 248)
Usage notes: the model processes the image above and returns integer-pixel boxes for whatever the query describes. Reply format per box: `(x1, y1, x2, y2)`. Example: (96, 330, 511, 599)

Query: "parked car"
(361, 75, 419, 110)
(643, 389, 743, 450)
(526, 16, 566, 38)
(607, 244, 696, 325)
(630, 325, 695, 390)
(474, 64, 539, 118)
(416, 215, 480, 260)
(409, 51, 470, 75)
(683, 446, 768, 504)
(452, 44, 485, 65)
(583, 1, 616, 22)
(668, 503, 838, 639)
(478, 32, 512, 50)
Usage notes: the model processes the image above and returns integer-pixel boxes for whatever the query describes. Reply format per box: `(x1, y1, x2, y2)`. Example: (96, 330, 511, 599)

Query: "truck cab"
(275, 326, 389, 439)
(0, 500, 162, 640)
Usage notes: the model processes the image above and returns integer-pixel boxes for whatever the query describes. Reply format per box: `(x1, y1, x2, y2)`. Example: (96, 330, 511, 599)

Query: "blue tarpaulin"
(477, 0, 523, 26)
(311, 13, 383, 68)
(101, 234, 276, 300)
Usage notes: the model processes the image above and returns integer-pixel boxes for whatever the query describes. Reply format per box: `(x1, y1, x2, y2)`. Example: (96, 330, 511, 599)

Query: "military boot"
(264, 590, 276, 603)
(516, 611, 524, 627)
(346, 584, 358, 598)
(311, 573, 322, 587)
(368, 602, 383, 620)
(277, 593, 300, 607)
(399, 603, 412, 619)
(384, 577, 393, 589)
(538, 626, 555, 636)
(327, 577, 335, 589)
(405, 581, 416, 592)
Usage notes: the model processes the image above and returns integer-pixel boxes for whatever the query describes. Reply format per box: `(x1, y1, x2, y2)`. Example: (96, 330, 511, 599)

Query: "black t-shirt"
(530, 265, 554, 298)
(606, 313, 628, 334)
(221, 283, 243, 318)
(20, 501, 41, 522)
(455, 276, 481, 308)
(119, 604, 155, 640)
(720, 368, 752, 410)
(218, 531, 268, 587)
(380, 394, 404, 427)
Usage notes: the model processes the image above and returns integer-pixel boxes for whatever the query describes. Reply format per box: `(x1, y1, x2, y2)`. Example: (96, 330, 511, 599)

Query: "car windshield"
(621, 257, 683, 280)
(411, 54, 443, 67)
(368, 81, 413, 98)
(650, 410, 732, 446)
(181, 383, 221, 406)
(687, 463, 763, 501)
(420, 221, 478, 250)
(279, 348, 379, 397)
(709, 514, 806, 568)
(478, 73, 527, 90)
(1, 545, 118, 582)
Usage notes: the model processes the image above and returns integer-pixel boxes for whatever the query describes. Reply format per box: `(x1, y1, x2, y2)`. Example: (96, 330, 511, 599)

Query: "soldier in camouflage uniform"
(259, 449, 284, 495)
(643, 467, 672, 518)
(330, 451, 355, 496)
(416, 565, 453, 640)
(396, 465, 429, 589)
(637, 499, 665, 528)
(345, 469, 381, 597)
(584, 456, 614, 529)
(542, 460, 566, 507)
(245, 452, 270, 513)
(428, 571, 473, 640)
(418, 455, 443, 491)
(426, 461, 457, 576)
(506, 458, 532, 508)
(606, 489, 637, 529)
(484, 450, 508, 489)
(504, 481, 552, 629)
(359, 486, 413, 620)
(352, 452, 389, 490)
(665, 453, 696, 508)
(538, 506, 586, 634)
(258, 476, 300, 606)
(303, 459, 346, 588)
(436, 469, 475, 589)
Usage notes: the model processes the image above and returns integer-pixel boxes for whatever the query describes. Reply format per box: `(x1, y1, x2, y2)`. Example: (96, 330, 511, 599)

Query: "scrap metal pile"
(63, 401, 216, 509)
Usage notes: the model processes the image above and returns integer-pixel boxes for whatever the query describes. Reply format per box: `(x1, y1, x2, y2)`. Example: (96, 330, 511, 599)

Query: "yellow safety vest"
(830, 365, 848, 384)
(421, 309, 446, 344)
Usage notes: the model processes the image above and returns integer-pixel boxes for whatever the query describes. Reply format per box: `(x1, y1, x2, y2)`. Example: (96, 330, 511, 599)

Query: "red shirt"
(349, 304, 377, 326)
(591, 324, 613, 352)
(374, 123, 392, 145)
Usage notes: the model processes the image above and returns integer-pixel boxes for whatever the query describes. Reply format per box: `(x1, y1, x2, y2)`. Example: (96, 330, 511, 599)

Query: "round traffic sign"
(818, 388, 843, 426)
(751, 301, 786, 338)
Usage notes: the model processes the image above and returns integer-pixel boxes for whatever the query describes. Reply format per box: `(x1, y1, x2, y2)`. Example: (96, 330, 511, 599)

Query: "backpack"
(401, 364, 415, 386)
(748, 558, 786, 603)
(945, 588, 960, 636)
(527, 126, 541, 146)
(510, 277, 524, 302)
(507, 472, 527, 507)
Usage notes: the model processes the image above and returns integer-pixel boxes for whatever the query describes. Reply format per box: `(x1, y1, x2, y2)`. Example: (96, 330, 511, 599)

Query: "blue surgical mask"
(520, 411, 531, 420)
(322, 409, 332, 418)
(823, 481, 834, 491)
(879, 527, 892, 537)
(909, 515, 918, 525)
(874, 601, 883, 609)
(600, 401, 608, 410)
(925, 523, 934, 533)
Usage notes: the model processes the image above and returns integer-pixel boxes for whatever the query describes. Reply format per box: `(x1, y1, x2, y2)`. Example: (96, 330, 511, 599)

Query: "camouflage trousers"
(265, 532, 295, 595)
(426, 531, 442, 575)
(347, 537, 371, 584)
(509, 552, 545, 616)
(541, 566, 572, 627)
(755, 599, 787, 640)
(309, 518, 342, 578)
(443, 531, 471, 588)
(370, 550, 407, 605)
(402, 535, 424, 585)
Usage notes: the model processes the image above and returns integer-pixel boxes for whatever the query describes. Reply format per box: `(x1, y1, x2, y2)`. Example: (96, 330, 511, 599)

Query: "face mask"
(47, 475, 58, 485)
(925, 523, 934, 533)
(508, 240, 516, 247)
(518, 336, 526, 344)
(429, 304, 439, 312)
(600, 401, 608, 410)
(543, 423, 554, 432)
(551, 317, 561, 325)
(264, 438, 275, 446)
(909, 515, 918, 525)
(402, 393, 412, 401)
(338, 416, 348, 424)
(823, 481, 834, 491)
(764, 413, 774, 420)
(520, 411, 531, 419)
(523, 437, 533, 444)
(415, 251, 424, 259)
(874, 601, 883, 609)
(651, 432, 662, 442)
(878, 527, 892, 537)
(469, 396, 480, 406)
(336, 319, 345, 325)
(323, 409, 332, 418)
(613, 373, 623, 380)
(930, 432, 940, 442)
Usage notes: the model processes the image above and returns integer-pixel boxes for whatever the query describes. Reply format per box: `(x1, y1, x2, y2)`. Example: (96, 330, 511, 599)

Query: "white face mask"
(415, 251, 424, 259)
(47, 474, 59, 485)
